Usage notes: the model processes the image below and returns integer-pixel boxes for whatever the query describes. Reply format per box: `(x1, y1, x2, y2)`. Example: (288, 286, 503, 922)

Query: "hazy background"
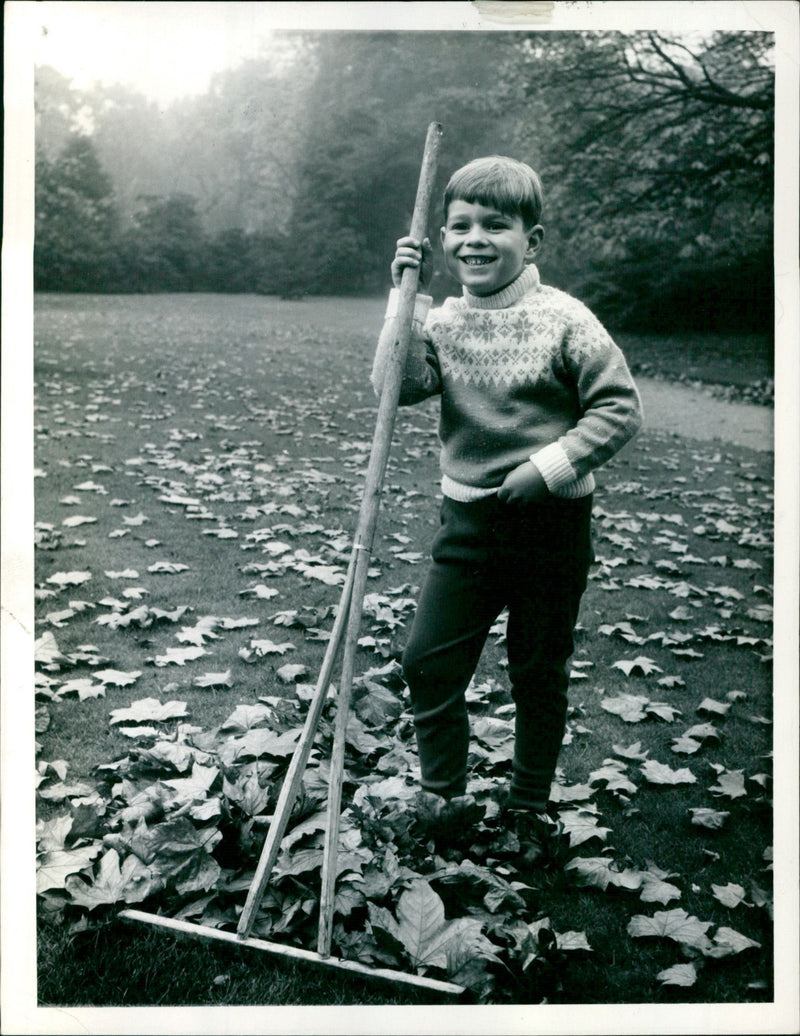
(31, 2, 774, 334)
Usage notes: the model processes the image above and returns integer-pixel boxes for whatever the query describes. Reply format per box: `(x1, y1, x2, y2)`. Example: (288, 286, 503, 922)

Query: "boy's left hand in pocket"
(497, 461, 551, 505)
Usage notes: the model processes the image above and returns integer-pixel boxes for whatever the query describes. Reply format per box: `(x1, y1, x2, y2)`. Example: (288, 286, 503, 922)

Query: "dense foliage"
(34, 30, 774, 330)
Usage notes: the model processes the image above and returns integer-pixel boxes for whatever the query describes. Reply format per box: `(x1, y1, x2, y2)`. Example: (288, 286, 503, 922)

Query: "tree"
(508, 31, 774, 328)
(277, 32, 526, 295)
(122, 194, 207, 291)
(35, 135, 121, 291)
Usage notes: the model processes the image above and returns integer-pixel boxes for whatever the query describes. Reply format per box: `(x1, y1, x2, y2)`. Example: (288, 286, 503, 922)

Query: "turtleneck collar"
(460, 264, 540, 310)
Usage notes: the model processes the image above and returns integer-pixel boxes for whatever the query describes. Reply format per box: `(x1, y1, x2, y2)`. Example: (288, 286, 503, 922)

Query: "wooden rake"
(122, 122, 464, 997)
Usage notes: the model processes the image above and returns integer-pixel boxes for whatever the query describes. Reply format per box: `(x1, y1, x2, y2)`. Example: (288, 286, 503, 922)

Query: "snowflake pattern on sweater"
(429, 287, 615, 389)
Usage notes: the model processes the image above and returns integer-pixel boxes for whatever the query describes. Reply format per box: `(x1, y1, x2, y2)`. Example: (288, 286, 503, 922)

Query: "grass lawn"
(32, 293, 775, 1011)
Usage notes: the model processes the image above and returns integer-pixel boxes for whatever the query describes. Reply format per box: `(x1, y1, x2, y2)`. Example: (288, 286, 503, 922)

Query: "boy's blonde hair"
(443, 156, 544, 229)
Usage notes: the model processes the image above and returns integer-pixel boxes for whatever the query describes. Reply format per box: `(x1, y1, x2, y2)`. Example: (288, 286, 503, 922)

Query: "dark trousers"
(402, 493, 593, 812)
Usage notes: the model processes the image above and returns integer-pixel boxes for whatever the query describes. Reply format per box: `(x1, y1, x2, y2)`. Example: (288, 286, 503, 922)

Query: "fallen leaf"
(711, 883, 748, 909)
(65, 848, 157, 908)
(276, 664, 310, 684)
(193, 671, 233, 689)
(640, 760, 696, 786)
(689, 807, 730, 829)
(657, 963, 698, 987)
(627, 908, 713, 951)
(46, 571, 92, 588)
(704, 927, 761, 958)
(611, 656, 663, 677)
(708, 769, 747, 799)
(109, 699, 189, 725)
(93, 669, 142, 688)
(37, 844, 103, 893)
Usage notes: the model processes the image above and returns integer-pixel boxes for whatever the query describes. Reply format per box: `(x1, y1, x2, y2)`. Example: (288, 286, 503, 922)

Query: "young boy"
(371, 156, 643, 865)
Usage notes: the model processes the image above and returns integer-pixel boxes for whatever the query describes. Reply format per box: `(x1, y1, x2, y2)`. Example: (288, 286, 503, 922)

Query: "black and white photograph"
(2, 2, 798, 1033)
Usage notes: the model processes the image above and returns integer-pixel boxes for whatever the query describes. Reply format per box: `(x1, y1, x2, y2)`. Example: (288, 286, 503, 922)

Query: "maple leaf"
(65, 848, 157, 909)
(684, 722, 720, 742)
(239, 584, 280, 600)
(559, 809, 612, 847)
(600, 693, 649, 723)
(697, 697, 731, 716)
(152, 645, 207, 667)
(657, 963, 698, 987)
(249, 639, 295, 656)
(57, 678, 105, 700)
(38, 780, 96, 802)
(657, 675, 686, 688)
(222, 762, 275, 816)
(109, 698, 189, 725)
(645, 702, 682, 722)
(588, 761, 638, 796)
(232, 726, 302, 760)
(62, 515, 98, 528)
(708, 768, 747, 799)
(354, 682, 403, 728)
(37, 844, 103, 893)
(639, 873, 682, 905)
(611, 656, 663, 677)
(704, 927, 761, 958)
(548, 781, 595, 803)
(296, 563, 345, 586)
(612, 741, 649, 760)
(711, 883, 748, 909)
(147, 561, 190, 574)
(161, 763, 220, 803)
(93, 669, 141, 688)
(36, 813, 74, 851)
(627, 908, 713, 951)
(46, 571, 93, 588)
(220, 704, 273, 732)
(671, 735, 703, 755)
(555, 930, 593, 952)
(564, 856, 642, 892)
(640, 760, 697, 786)
(389, 881, 500, 981)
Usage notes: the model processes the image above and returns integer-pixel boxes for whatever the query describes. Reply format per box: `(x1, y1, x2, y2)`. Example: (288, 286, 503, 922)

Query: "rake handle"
(317, 122, 443, 957)
(236, 121, 442, 947)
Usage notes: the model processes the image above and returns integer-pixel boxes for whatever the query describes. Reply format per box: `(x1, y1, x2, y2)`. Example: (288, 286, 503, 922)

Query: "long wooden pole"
(317, 122, 442, 957)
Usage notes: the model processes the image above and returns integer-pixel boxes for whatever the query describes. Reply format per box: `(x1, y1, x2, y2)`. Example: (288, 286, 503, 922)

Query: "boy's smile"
(441, 200, 543, 297)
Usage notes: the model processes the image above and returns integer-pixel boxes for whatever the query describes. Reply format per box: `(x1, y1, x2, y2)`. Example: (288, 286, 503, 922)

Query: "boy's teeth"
(463, 257, 493, 265)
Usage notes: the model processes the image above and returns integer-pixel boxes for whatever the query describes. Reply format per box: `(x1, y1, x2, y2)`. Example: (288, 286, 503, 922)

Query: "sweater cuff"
(529, 442, 579, 491)
(384, 287, 433, 325)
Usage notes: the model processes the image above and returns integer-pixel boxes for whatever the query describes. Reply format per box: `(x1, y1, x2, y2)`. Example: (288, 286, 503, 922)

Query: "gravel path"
(636, 377, 773, 452)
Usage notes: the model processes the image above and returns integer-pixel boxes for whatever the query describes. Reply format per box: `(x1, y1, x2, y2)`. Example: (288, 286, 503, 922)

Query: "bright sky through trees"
(33, 2, 274, 104)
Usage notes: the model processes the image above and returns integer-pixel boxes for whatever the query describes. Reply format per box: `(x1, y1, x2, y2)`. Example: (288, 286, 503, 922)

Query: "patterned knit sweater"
(371, 264, 643, 501)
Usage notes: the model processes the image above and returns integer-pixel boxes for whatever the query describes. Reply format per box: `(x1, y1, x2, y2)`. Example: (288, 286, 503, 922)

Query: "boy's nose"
(464, 226, 488, 245)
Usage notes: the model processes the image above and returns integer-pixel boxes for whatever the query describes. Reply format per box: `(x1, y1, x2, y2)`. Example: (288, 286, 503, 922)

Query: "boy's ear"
(526, 225, 544, 258)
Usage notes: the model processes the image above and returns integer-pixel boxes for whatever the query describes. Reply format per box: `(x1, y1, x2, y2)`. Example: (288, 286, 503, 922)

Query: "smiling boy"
(371, 156, 643, 869)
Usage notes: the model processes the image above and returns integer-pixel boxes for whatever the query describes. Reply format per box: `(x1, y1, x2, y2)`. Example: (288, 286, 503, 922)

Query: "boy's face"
(440, 200, 543, 297)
